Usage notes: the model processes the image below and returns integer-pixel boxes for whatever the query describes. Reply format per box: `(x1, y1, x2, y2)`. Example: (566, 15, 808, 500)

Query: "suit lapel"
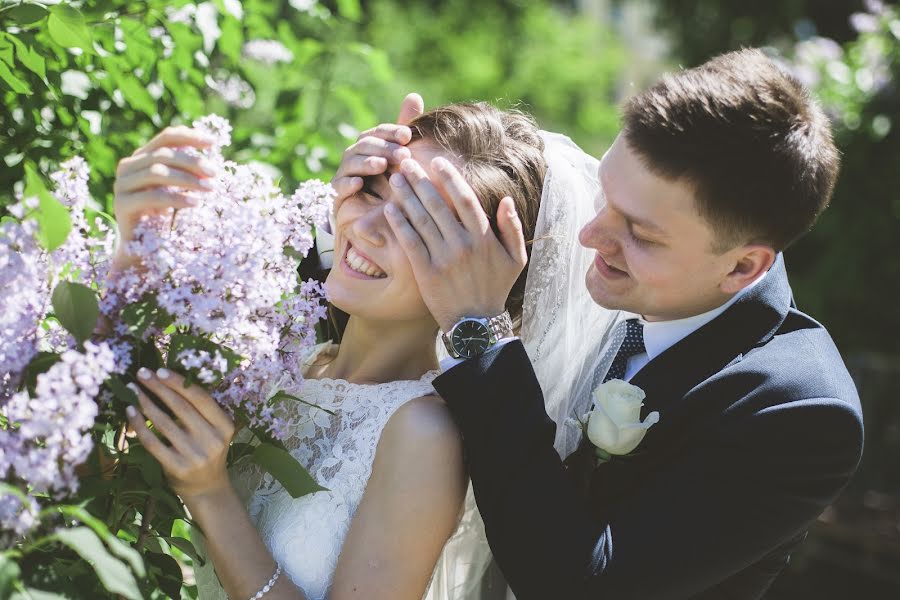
(627, 255, 794, 452)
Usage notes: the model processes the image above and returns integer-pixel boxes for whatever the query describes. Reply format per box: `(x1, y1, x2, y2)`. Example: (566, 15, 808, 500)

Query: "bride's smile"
(342, 242, 387, 279)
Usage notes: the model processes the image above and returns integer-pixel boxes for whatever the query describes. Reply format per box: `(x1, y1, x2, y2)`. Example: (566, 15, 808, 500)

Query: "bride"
(113, 97, 610, 600)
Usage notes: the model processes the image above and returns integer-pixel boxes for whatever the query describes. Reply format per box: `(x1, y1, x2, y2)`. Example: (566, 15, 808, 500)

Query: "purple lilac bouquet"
(0, 116, 330, 598)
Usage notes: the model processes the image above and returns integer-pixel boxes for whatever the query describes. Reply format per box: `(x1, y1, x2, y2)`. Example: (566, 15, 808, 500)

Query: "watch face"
(451, 320, 491, 358)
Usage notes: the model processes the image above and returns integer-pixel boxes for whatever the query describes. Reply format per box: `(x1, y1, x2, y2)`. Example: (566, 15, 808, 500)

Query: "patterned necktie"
(602, 319, 646, 383)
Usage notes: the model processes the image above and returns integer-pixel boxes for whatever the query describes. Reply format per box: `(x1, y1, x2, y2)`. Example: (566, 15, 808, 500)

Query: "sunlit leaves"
(25, 164, 72, 251)
(47, 5, 94, 53)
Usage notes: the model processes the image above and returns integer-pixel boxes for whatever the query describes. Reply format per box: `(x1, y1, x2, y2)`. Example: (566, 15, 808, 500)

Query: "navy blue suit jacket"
(433, 256, 864, 599)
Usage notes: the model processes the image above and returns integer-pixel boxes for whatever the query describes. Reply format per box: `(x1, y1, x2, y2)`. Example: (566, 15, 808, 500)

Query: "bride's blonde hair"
(408, 102, 547, 325)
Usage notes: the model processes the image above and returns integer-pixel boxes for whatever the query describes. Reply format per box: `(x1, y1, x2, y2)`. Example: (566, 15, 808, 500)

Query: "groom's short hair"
(622, 48, 840, 251)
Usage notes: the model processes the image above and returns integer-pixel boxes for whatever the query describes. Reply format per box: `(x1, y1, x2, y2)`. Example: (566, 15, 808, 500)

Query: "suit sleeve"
(433, 340, 864, 600)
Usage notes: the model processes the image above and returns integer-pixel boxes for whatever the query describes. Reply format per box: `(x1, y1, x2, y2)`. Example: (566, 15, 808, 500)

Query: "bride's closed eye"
(361, 176, 384, 201)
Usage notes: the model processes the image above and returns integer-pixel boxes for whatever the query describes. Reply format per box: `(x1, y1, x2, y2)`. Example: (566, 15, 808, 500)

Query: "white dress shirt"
(622, 270, 768, 381)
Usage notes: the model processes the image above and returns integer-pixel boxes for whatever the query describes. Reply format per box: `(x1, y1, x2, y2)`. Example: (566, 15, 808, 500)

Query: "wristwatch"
(442, 311, 514, 359)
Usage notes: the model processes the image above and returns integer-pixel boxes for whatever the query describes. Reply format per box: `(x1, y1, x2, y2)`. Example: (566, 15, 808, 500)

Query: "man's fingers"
(396, 160, 463, 241)
(388, 172, 446, 253)
(136, 126, 215, 156)
(497, 196, 528, 268)
(357, 123, 412, 145)
(384, 202, 432, 272)
(156, 369, 235, 439)
(332, 176, 364, 201)
(345, 137, 410, 165)
(430, 157, 491, 235)
(397, 93, 424, 125)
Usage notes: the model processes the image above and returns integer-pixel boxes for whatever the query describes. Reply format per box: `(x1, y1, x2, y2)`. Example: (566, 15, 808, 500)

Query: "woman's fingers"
(118, 148, 217, 181)
(115, 164, 215, 195)
(126, 405, 180, 466)
(135, 125, 214, 157)
(154, 369, 235, 440)
(126, 383, 193, 455)
(135, 368, 219, 444)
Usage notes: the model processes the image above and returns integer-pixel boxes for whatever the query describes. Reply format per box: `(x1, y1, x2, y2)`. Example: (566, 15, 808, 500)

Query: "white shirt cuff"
(439, 337, 520, 373)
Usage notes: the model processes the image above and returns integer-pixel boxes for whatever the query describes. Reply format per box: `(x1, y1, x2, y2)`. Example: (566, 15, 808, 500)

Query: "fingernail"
(393, 148, 410, 161)
(137, 367, 152, 380)
(125, 406, 137, 418)
(156, 368, 170, 379)
(400, 159, 415, 173)
(432, 157, 449, 171)
(126, 382, 141, 394)
(384, 203, 398, 215)
(389, 173, 406, 188)
(199, 160, 217, 176)
(199, 179, 215, 190)
(184, 195, 200, 206)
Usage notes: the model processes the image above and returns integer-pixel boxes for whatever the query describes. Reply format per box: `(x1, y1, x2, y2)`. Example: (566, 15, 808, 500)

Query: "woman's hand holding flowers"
(111, 126, 218, 271)
(126, 367, 236, 502)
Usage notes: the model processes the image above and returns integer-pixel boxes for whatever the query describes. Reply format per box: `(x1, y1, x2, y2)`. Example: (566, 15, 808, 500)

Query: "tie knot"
(619, 319, 646, 360)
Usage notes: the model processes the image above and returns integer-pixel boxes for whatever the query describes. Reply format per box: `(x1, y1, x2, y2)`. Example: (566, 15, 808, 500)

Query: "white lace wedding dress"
(194, 342, 443, 599)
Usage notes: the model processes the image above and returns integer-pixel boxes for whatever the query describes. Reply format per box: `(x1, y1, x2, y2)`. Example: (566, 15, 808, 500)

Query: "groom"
(336, 49, 864, 598)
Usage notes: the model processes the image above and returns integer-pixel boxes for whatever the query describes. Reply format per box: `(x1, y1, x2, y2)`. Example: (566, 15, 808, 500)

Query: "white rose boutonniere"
(584, 379, 660, 463)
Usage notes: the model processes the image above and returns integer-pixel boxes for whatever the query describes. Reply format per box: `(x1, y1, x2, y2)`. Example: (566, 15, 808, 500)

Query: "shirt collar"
(628, 268, 768, 361)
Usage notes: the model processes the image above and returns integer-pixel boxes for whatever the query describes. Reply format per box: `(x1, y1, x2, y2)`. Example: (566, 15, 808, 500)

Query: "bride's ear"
(721, 245, 776, 295)
(397, 93, 425, 125)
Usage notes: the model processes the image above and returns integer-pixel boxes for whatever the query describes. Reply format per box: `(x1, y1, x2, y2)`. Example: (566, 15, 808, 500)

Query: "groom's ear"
(397, 93, 425, 125)
(721, 245, 776, 295)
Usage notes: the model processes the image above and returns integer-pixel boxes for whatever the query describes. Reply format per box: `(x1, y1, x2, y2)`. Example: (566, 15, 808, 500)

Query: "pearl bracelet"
(246, 563, 282, 600)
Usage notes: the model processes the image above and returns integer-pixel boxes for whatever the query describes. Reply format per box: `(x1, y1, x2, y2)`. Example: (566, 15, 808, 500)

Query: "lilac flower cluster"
(105, 114, 332, 435)
(0, 216, 48, 395)
(1, 158, 113, 393)
(0, 342, 116, 538)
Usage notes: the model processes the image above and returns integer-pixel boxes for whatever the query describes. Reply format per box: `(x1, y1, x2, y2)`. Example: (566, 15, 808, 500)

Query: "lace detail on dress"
(194, 342, 440, 600)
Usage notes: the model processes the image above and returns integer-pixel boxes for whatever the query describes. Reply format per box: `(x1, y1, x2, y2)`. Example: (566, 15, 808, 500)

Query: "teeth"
(346, 246, 386, 278)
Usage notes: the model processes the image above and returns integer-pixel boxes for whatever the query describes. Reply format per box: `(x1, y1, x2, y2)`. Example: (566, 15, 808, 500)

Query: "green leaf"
(11, 589, 68, 599)
(51, 527, 141, 600)
(336, 0, 362, 21)
(270, 390, 336, 415)
(25, 164, 71, 251)
(10, 35, 47, 81)
(47, 5, 94, 53)
(8, 3, 48, 25)
(0, 59, 31, 95)
(0, 553, 21, 599)
(146, 551, 182, 599)
(251, 443, 326, 499)
(116, 75, 157, 118)
(127, 445, 163, 488)
(23, 351, 62, 396)
(51, 281, 99, 345)
(55, 506, 146, 577)
(106, 375, 139, 408)
(161, 536, 205, 567)
(120, 295, 164, 338)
